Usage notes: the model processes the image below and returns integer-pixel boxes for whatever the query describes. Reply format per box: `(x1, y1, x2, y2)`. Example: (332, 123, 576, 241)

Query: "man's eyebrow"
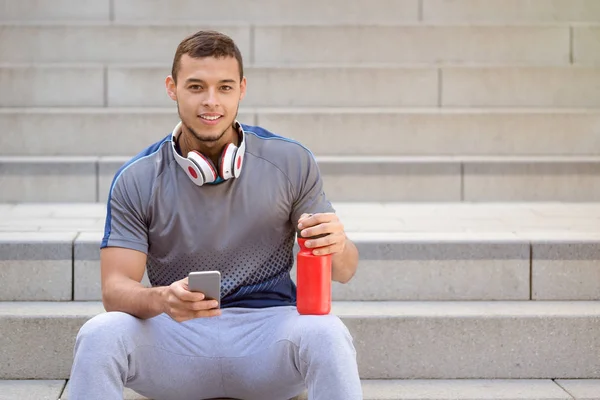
(184, 78, 237, 84)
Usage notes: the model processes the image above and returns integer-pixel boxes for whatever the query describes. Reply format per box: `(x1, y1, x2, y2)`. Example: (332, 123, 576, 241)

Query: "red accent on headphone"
(188, 167, 198, 179)
(236, 156, 242, 169)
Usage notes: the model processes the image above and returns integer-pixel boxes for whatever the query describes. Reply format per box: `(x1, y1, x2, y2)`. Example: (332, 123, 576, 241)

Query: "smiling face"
(166, 54, 246, 146)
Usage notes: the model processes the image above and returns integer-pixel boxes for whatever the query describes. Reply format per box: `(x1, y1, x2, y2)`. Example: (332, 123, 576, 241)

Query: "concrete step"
(2, 379, 597, 400)
(1, 301, 599, 380)
(1, 202, 600, 302)
(3, 107, 600, 157)
(3, 155, 600, 202)
(0, 23, 578, 65)
(4, 0, 600, 25)
(422, 0, 600, 23)
(3, 65, 600, 108)
(0, 0, 422, 24)
(57, 379, 600, 400)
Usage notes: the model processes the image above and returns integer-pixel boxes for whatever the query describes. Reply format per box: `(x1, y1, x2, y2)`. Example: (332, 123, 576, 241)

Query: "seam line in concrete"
(109, 0, 115, 22)
(250, 25, 255, 65)
(460, 162, 465, 201)
(95, 160, 100, 202)
(418, 0, 424, 21)
(72, 233, 82, 301)
(569, 26, 574, 64)
(437, 68, 443, 107)
(529, 243, 533, 300)
(553, 379, 576, 400)
(103, 66, 108, 107)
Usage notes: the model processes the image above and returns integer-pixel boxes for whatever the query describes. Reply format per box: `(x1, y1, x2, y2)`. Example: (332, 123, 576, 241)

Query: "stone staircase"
(1, 0, 600, 399)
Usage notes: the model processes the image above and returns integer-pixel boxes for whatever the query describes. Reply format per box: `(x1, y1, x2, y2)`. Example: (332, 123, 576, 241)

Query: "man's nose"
(202, 88, 219, 107)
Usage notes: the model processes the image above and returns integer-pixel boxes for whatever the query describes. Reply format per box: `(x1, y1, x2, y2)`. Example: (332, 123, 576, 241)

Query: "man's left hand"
(297, 213, 347, 256)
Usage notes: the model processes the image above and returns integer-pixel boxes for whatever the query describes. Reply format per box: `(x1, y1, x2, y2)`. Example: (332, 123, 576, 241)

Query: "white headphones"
(171, 121, 246, 186)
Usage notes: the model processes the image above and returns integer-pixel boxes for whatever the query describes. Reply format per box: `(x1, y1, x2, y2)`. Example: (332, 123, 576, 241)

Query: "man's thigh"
(79, 311, 227, 399)
(216, 306, 350, 400)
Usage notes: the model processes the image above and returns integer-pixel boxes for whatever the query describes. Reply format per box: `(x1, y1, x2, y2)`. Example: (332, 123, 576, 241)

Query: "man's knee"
(294, 315, 355, 353)
(76, 311, 139, 351)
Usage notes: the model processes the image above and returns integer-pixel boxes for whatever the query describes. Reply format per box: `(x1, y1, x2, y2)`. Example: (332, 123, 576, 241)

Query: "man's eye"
(189, 85, 202, 90)
(221, 86, 232, 91)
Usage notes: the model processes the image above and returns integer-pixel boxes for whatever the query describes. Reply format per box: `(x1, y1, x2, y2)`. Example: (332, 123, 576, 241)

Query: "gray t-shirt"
(101, 122, 335, 308)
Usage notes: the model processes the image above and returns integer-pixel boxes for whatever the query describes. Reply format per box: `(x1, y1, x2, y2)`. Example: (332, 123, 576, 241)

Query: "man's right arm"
(101, 247, 221, 321)
(100, 246, 165, 319)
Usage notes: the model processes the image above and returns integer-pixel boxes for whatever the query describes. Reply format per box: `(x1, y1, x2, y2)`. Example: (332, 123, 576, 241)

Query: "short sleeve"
(100, 171, 149, 254)
(290, 150, 335, 226)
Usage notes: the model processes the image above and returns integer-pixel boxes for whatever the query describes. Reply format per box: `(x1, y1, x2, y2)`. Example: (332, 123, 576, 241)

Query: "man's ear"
(239, 76, 247, 102)
(165, 75, 177, 101)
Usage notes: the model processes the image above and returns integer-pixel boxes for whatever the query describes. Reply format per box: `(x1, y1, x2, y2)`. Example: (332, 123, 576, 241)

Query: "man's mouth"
(199, 114, 222, 121)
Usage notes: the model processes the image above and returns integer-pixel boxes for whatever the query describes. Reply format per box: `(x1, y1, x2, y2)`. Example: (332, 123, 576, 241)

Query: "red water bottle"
(296, 233, 332, 315)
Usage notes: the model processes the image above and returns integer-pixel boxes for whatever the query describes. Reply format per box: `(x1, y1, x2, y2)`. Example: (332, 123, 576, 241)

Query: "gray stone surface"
(113, 0, 420, 23)
(317, 158, 461, 202)
(0, 233, 75, 300)
(0, 157, 97, 202)
(0, 0, 109, 21)
(423, 0, 600, 22)
(0, 302, 103, 379)
(0, 66, 104, 107)
(257, 109, 600, 157)
(533, 242, 600, 300)
(332, 240, 529, 300)
(61, 381, 149, 399)
(253, 26, 569, 65)
(556, 379, 600, 400)
(242, 67, 437, 108)
(108, 66, 438, 107)
(6, 108, 600, 157)
(2, 301, 600, 380)
(3, 202, 600, 238)
(360, 379, 572, 399)
(0, 25, 250, 63)
(0, 261, 72, 301)
(304, 257, 530, 301)
(443, 67, 600, 107)
(0, 232, 75, 260)
(0, 108, 254, 157)
(463, 161, 600, 202)
(331, 301, 600, 379)
(0, 380, 66, 400)
(574, 27, 600, 65)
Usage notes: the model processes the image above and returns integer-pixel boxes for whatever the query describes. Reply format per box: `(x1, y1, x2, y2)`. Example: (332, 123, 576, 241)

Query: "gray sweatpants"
(68, 305, 362, 400)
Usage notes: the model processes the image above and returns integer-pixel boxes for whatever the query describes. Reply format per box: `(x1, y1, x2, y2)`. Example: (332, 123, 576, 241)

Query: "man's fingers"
(304, 232, 337, 248)
(173, 285, 205, 302)
(300, 221, 343, 239)
(298, 212, 337, 229)
(188, 300, 219, 311)
(194, 309, 222, 319)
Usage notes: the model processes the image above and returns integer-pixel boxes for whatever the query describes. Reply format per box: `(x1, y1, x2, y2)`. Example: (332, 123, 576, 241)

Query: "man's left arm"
(297, 213, 359, 284)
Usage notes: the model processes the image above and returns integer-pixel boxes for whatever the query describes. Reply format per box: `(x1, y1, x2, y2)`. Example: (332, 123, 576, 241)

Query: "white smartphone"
(188, 271, 221, 308)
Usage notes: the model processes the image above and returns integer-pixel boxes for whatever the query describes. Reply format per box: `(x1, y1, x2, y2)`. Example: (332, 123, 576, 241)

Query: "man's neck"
(179, 125, 237, 167)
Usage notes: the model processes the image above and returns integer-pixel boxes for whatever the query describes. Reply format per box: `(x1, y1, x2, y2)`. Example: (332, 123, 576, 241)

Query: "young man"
(68, 30, 361, 400)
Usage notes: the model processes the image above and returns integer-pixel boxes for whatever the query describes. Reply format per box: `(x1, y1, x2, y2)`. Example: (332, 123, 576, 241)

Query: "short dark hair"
(171, 30, 244, 83)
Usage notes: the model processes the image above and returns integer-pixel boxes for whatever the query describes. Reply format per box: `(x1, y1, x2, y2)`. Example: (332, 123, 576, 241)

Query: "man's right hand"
(161, 277, 222, 322)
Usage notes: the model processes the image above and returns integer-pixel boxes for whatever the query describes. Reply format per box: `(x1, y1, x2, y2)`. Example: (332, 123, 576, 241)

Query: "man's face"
(166, 54, 246, 143)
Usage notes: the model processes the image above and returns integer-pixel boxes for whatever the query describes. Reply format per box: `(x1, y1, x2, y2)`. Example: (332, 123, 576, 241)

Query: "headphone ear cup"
(219, 143, 237, 180)
(180, 157, 206, 186)
(188, 151, 217, 184)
